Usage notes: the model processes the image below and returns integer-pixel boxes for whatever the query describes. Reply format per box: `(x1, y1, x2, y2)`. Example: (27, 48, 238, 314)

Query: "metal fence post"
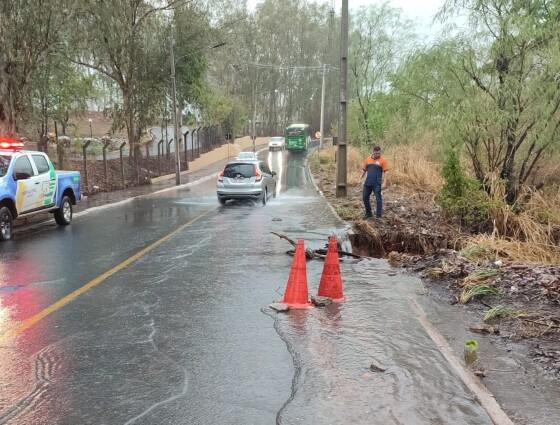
(145, 142, 151, 180)
(167, 138, 173, 164)
(158, 139, 164, 175)
(102, 139, 111, 187)
(202, 127, 208, 153)
(196, 127, 201, 158)
(183, 130, 189, 169)
(82, 140, 92, 192)
(55, 121, 64, 169)
(119, 142, 126, 188)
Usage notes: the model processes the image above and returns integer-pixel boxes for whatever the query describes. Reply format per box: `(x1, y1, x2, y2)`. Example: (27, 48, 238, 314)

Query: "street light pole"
(252, 90, 257, 152)
(170, 36, 181, 186)
(320, 63, 326, 149)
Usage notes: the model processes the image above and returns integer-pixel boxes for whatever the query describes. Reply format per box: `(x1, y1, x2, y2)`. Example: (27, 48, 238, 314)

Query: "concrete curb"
(305, 153, 351, 231)
(410, 299, 514, 425)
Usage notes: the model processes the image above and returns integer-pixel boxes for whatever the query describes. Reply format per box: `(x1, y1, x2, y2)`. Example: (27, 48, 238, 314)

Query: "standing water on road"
(270, 257, 493, 425)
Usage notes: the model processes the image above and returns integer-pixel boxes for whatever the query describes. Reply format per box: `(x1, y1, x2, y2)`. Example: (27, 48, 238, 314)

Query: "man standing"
(361, 146, 389, 219)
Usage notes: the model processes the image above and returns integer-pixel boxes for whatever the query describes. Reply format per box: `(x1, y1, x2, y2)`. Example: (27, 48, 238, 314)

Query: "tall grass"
(467, 233, 560, 265)
(314, 139, 443, 193)
(385, 143, 443, 193)
(467, 174, 560, 265)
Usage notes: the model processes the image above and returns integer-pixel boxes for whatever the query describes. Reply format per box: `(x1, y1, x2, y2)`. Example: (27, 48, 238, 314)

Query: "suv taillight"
(218, 170, 224, 182)
(254, 166, 262, 182)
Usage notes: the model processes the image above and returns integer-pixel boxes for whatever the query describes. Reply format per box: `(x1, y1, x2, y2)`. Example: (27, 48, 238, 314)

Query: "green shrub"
(439, 146, 493, 231)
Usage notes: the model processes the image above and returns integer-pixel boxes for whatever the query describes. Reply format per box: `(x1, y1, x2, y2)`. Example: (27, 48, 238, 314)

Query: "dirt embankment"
(309, 151, 560, 378)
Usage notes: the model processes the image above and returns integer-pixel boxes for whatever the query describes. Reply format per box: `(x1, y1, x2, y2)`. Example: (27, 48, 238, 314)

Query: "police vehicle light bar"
(0, 137, 24, 150)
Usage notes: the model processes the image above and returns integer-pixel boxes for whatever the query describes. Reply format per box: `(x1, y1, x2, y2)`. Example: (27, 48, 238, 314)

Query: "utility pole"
(252, 92, 257, 152)
(336, 0, 348, 198)
(170, 36, 181, 185)
(251, 68, 259, 152)
(320, 63, 326, 149)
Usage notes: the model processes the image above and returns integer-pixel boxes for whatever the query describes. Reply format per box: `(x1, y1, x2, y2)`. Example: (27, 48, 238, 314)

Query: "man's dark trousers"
(363, 183, 382, 218)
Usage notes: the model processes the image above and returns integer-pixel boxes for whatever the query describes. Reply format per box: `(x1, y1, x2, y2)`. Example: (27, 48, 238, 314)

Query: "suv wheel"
(0, 206, 13, 241)
(54, 196, 73, 225)
(262, 188, 267, 206)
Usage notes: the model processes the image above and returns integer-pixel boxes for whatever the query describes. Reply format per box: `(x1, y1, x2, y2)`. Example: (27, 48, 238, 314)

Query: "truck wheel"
(54, 196, 73, 225)
(0, 207, 13, 241)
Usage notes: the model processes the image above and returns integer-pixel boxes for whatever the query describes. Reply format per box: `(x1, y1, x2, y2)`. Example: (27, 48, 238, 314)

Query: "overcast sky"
(246, 0, 445, 29)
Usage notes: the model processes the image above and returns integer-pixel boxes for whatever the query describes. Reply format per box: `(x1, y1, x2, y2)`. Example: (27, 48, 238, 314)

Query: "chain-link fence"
(39, 124, 230, 195)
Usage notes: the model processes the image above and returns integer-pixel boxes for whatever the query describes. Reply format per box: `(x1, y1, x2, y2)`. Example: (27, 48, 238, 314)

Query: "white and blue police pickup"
(0, 138, 81, 241)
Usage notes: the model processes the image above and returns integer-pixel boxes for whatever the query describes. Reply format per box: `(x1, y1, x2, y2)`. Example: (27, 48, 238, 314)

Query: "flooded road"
(272, 259, 491, 425)
(0, 147, 557, 424)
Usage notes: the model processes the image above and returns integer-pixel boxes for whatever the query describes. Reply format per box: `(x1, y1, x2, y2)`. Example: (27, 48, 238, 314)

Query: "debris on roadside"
(369, 361, 386, 373)
(464, 340, 479, 367)
(269, 303, 289, 312)
(270, 232, 362, 260)
(469, 325, 500, 335)
(311, 296, 332, 307)
(473, 370, 486, 378)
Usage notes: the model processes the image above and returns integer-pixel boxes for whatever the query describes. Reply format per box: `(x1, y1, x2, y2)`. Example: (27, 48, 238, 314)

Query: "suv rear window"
(224, 163, 255, 178)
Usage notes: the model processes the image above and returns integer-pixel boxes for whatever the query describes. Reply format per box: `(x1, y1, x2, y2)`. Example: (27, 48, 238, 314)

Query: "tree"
(440, 0, 560, 203)
(206, 0, 334, 135)
(0, 0, 75, 135)
(349, 4, 414, 145)
(33, 61, 95, 136)
(72, 0, 176, 179)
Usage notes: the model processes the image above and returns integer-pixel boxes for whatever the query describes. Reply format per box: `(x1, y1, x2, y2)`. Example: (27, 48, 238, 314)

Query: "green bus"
(285, 123, 310, 151)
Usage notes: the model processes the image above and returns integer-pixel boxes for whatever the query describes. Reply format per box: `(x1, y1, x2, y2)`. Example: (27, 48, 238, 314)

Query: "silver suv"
(217, 160, 277, 205)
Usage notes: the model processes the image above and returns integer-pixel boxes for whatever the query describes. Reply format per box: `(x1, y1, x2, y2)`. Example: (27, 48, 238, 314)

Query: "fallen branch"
(519, 317, 560, 330)
(270, 232, 296, 247)
(270, 232, 362, 260)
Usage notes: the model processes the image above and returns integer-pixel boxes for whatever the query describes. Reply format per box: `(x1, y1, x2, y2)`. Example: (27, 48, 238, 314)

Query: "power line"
(235, 62, 338, 71)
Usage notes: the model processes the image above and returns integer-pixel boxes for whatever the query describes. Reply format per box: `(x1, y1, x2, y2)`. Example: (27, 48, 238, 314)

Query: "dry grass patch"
(385, 143, 443, 193)
(461, 268, 500, 287)
(467, 234, 560, 266)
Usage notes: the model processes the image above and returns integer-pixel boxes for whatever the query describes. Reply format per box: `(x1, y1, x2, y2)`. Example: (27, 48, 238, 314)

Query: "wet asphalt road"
(0, 149, 341, 424)
(2, 148, 558, 424)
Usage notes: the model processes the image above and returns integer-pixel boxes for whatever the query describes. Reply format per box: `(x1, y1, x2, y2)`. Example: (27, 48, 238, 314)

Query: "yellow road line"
(0, 208, 214, 345)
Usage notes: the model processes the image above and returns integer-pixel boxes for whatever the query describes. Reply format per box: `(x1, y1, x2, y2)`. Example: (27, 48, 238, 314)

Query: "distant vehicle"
(285, 124, 310, 151)
(268, 136, 285, 151)
(0, 138, 82, 241)
(216, 159, 277, 206)
(236, 151, 259, 161)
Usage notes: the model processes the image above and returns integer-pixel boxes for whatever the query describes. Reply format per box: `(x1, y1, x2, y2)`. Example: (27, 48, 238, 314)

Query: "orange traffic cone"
(317, 236, 345, 302)
(282, 240, 313, 309)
